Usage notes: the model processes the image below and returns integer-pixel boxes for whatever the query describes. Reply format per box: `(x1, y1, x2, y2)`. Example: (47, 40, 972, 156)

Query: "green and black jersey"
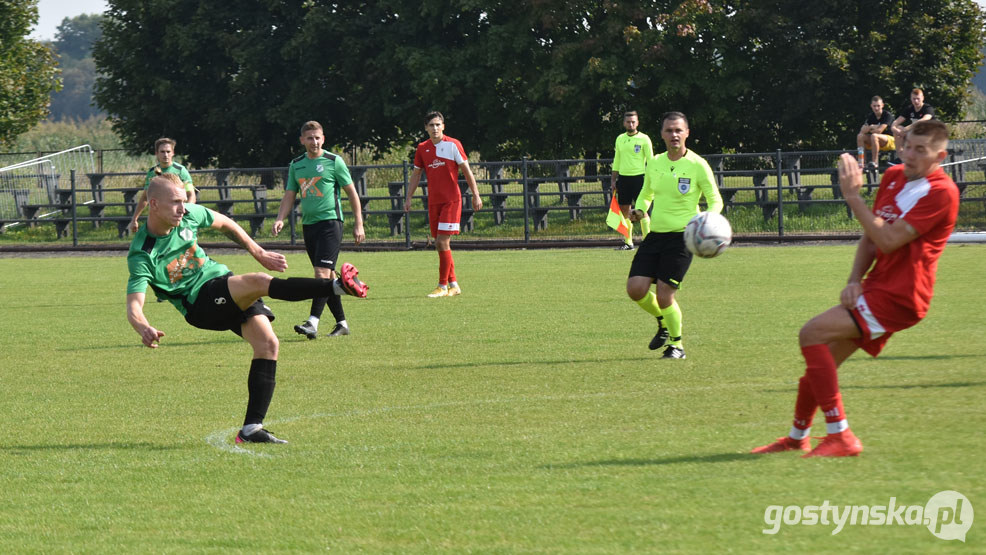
(286, 151, 353, 226)
(126, 204, 230, 315)
(145, 162, 194, 194)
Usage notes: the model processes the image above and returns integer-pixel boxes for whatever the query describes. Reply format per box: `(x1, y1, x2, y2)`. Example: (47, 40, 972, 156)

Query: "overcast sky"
(31, 0, 109, 41)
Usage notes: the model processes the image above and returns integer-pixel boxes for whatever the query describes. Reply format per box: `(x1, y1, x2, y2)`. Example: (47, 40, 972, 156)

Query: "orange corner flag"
(606, 194, 630, 239)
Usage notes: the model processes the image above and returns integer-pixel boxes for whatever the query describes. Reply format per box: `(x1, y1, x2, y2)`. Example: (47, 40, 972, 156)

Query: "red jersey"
(414, 135, 467, 204)
(862, 164, 959, 318)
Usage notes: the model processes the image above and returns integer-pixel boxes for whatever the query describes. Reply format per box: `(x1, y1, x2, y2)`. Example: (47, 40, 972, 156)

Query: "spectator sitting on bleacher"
(856, 96, 895, 169)
(890, 88, 935, 159)
(128, 137, 196, 233)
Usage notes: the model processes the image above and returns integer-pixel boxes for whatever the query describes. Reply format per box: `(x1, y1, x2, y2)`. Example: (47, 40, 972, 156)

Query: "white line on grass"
(204, 392, 618, 457)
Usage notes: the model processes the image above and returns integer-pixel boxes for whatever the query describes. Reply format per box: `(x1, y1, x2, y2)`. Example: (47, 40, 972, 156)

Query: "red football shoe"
(750, 435, 811, 454)
(802, 430, 863, 458)
(338, 262, 368, 298)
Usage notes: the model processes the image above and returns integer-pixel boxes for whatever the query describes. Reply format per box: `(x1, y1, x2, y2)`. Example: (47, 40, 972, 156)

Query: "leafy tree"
(0, 0, 61, 147)
(53, 13, 104, 60)
(93, 0, 985, 166)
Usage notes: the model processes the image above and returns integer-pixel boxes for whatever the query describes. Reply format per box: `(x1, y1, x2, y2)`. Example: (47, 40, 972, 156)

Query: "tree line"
(4, 1, 984, 162)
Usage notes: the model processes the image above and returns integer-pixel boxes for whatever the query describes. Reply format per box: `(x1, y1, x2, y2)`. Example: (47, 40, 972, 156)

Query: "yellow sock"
(635, 291, 661, 318)
(661, 300, 683, 347)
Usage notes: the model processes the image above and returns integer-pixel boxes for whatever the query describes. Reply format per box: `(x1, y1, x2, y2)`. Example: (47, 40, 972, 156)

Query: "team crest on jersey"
(677, 178, 691, 194)
(180, 228, 193, 241)
(316, 164, 324, 173)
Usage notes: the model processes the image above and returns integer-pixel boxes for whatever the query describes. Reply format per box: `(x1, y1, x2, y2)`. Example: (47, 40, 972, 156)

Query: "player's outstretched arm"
(460, 161, 483, 211)
(837, 153, 919, 253)
(127, 292, 165, 348)
(404, 168, 423, 212)
(211, 210, 288, 272)
(129, 191, 148, 232)
(271, 190, 297, 237)
(840, 236, 877, 310)
(342, 183, 365, 245)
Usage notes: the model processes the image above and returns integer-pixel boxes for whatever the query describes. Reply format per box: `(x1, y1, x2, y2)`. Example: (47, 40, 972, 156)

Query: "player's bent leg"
(799, 305, 861, 347)
(626, 276, 654, 301)
(235, 315, 286, 445)
(241, 313, 278, 360)
(228, 272, 274, 310)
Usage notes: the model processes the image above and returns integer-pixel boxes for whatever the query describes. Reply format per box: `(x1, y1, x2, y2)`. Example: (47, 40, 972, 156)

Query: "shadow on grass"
(56, 338, 243, 351)
(544, 452, 751, 469)
(842, 380, 986, 391)
(2, 441, 181, 452)
(877, 354, 984, 361)
(762, 380, 986, 394)
(411, 357, 621, 370)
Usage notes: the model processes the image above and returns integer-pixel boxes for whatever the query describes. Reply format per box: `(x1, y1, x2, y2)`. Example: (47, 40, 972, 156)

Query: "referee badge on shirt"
(316, 164, 324, 173)
(677, 178, 691, 194)
(634, 144, 642, 153)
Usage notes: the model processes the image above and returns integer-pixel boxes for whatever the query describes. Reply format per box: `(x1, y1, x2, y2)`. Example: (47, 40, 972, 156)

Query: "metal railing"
(3, 146, 985, 245)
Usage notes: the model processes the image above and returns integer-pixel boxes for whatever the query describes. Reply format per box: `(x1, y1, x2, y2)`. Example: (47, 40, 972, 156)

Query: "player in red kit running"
(752, 119, 959, 458)
(404, 111, 483, 297)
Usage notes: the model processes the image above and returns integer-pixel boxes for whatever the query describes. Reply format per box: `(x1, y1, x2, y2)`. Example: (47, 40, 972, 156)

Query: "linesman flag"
(606, 194, 630, 239)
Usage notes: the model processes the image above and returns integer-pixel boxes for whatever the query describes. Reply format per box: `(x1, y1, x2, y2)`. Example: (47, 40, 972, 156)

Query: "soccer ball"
(683, 212, 732, 258)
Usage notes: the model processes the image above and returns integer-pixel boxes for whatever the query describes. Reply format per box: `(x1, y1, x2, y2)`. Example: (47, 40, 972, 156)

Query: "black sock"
(268, 277, 332, 301)
(310, 296, 328, 319)
(326, 291, 345, 322)
(244, 359, 277, 426)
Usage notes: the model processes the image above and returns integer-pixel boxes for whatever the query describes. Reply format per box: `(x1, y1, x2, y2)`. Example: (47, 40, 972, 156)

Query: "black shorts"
(628, 231, 693, 288)
(303, 219, 343, 270)
(616, 174, 645, 206)
(184, 273, 275, 334)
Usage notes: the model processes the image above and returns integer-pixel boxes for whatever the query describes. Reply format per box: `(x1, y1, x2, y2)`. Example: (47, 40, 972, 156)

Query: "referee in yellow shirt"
(610, 111, 654, 249)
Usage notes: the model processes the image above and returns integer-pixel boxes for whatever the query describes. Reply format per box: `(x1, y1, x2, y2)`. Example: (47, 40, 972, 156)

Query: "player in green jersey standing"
(128, 137, 196, 233)
(126, 174, 368, 444)
(272, 121, 366, 339)
(610, 111, 654, 250)
(626, 112, 723, 359)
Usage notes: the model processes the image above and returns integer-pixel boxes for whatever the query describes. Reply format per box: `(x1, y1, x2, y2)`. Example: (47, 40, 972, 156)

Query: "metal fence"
(2, 146, 984, 246)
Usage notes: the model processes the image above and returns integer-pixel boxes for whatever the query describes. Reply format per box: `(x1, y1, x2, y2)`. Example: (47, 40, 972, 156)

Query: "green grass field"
(1, 245, 983, 552)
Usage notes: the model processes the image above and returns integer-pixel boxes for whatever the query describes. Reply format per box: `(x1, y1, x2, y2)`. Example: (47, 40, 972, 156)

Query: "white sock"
(437, 284, 448, 290)
(449, 281, 459, 289)
(789, 426, 810, 440)
(242, 423, 263, 435)
(826, 419, 849, 435)
(337, 319, 348, 328)
(307, 316, 319, 327)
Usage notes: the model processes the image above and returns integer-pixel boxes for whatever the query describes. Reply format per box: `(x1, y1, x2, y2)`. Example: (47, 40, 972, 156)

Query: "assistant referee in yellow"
(610, 110, 654, 250)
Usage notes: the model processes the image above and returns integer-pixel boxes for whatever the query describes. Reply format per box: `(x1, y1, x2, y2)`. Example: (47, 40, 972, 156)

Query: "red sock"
(438, 250, 452, 286)
(801, 344, 847, 431)
(448, 252, 456, 283)
(792, 375, 817, 432)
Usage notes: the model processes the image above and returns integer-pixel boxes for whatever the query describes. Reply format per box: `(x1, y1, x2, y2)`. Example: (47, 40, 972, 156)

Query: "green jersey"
(636, 149, 723, 233)
(612, 132, 653, 176)
(145, 163, 194, 193)
(126, 204, 230, 315)
(286, 151, 353, 225)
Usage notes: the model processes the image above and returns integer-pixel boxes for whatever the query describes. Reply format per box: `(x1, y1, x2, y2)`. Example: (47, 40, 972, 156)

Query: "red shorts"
(429, 200, 461, 237)
(849, 292, 921, 357)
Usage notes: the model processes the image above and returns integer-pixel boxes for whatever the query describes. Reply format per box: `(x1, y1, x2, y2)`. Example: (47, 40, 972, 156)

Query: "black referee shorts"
(303, 219, 343, 270)
(184, 273, 275, 333)
(616, 174, 645, 206)
(628, 231, 693, 289)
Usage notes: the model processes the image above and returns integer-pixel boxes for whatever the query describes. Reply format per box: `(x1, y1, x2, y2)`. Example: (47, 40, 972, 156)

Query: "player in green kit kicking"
(126, 174, 368, 444)
(129, 137, 196, 233)
(272, 121, 366, 339)
(626, 112, 723, 359)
